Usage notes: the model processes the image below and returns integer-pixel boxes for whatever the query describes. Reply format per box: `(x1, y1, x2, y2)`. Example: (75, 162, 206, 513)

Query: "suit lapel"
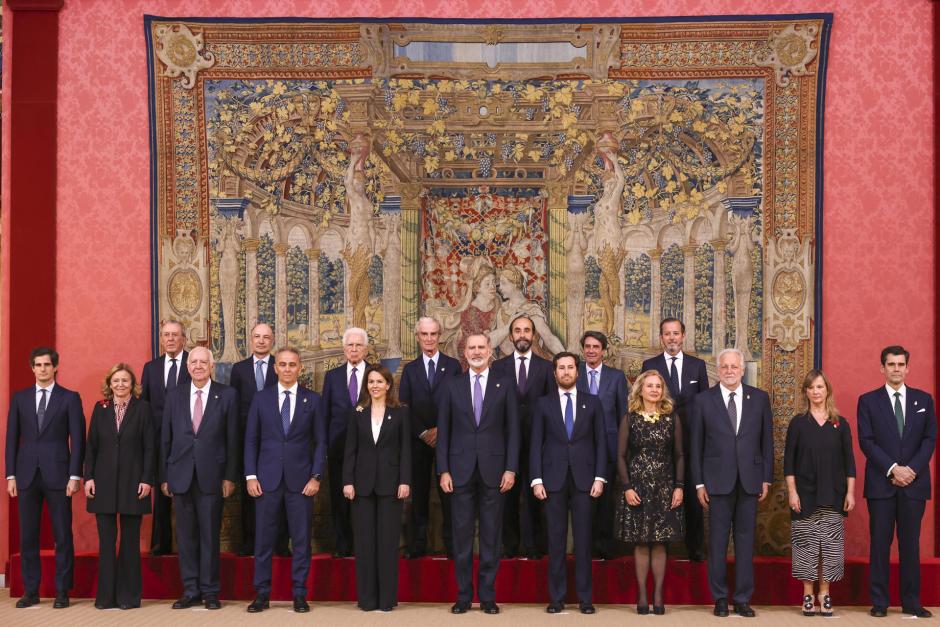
(264, 356, 278, 387)
(460, 374, 476, 428)
(38, 386, 61, 436)
(710, 388, 735, 436)
(879, 390, 902, 441)
(573, 395, 591, 438)
(903, 392, 919, 440)
(375, 408, 393, 446)
(480, 374, 500, 426)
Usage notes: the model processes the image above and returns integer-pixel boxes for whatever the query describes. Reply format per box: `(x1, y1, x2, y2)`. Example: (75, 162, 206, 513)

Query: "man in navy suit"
(321, 327, 369, 557)
(857, 345, 937, 618)
(398, 316, 460, 558)
(6, 347, 85, 609)
(160, 346, 238, 610)
(228, 322, 282, 556)
(642, 318, 710, 561)
(438, 333, 520, 614)
(577, 330, 628, 559)
(141, 320, 191, 555)
(690, 348, 772, 618)
(531, 352, 606, 614)
(244, 347, 326, 613)
(492, 314, 555, 559)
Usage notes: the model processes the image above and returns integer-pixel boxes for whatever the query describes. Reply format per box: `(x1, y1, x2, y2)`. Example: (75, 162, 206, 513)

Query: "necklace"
(639, 411, 661, 423)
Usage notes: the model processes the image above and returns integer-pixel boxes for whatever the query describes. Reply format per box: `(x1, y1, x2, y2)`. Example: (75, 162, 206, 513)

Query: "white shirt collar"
(278, 382, 299, 396)
(470, 367, 489, 379)
(558, 387, 577, 399)
(514, 350, 533, 361)
(35, 382, 56, 394)
(191, 381, 210, 394)
(885, 383, 907, 399)
(254, 354, 270, 365)
(664, 351, 684, 362)
(719, 382, 742, 397)
(165, 352, 184, 364)
(585, 362, 603, 374)
(422, 352, 440, 367)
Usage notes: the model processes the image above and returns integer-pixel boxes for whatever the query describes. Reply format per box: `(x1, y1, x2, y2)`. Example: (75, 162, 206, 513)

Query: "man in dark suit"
(160, 346, 238, 610)
(690, 348, 772, 618)
(398, 316, 460, 558)
(641, 318, 709, 561)
(491, 314, 555, 559)
(5, 347, 85, 609)
(438, 333, 520, 614)
(140, 319, 190, 555)
(321, 326, 369, 557)
(228, 322, 282, 556)
(244, 347, 326, 613)
(531, 352, 606, 614)
(857, 345, 937, 618)
(577, 330, 628, 559)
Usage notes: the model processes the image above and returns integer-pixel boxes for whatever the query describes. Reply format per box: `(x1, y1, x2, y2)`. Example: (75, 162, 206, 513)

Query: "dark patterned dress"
(615, 411, 684, 543)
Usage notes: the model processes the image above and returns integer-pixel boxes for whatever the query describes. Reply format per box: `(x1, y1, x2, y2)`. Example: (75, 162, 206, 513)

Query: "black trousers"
(95, 513, 142, 607)
(683, 460, 705, 555)
(409, 438, 452, 555)
(707, 480, 758, 604)
(352, 493, 402, 610)
(151, 430, 173, 552)
(502, 438, 545, 554)
(868, 493, 926, 609)
(18, 476, 74, 594)
(173, 477, 224, 597)
(591, 461, 616, 556)
(545, 470, 594, 604)
(328, 438, 353, 554)
(451, 466, 506, 603)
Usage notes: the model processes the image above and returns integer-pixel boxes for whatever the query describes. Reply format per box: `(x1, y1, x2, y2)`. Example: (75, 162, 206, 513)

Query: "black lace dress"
(615, 411, 684, 543)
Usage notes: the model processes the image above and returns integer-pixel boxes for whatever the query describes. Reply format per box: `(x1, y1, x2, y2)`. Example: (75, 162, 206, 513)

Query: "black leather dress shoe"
(870, 606, 887, 617)
(481, 601, 500, 614)
(53, 594, 70, 609)
(734, 603, 756, 617)
(293, 596, 310, 613)
(171, 594, 202, 609)
(237, 545, 254, 557)
(525, 550, 543, 560)
(714, 599, 729, 617)
(451, 601, 471, 614)
(546, 602, 564, 613)
(247, 596, 269, 613)
(903, 607, 933, 618)
(580, 603, 596, 614)
(204, 596, 221, 610)
(16, 593, 40, 608)
(406, 550, 426, 559)
(119, 603, 138, 610)
(689, 550, 706, 562)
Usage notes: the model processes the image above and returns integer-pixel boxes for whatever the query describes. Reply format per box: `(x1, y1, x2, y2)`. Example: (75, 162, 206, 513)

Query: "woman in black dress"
(616, 369, 684, 615)
(343, 364, 411, 612)
(785, 369, 856, 617)
(84, 364, 154, 609)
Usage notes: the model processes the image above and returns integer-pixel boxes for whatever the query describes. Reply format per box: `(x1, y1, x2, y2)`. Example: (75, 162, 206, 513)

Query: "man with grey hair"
(690, 348, 773, 618)
(321, 327, 370, 557)
(399, 316, 460, 558)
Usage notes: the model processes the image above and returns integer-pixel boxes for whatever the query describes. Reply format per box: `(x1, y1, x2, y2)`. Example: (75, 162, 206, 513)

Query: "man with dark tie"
(228, 322, 282, 556)
(531, 352, 606, 614)
(160, 346, 238, 610)
(492, 315, 555, 559)
(690, 348, 772, 618)
(438, 333, 520, 614)
(6, 347, 85, 609)
(398, 316, 460, 558)
(577, 330, 628, 560)
(140, 320, 190, 555)
(321, 327, 369, 557)
(641, 318, 709, 561)
(857, 346, 936, 618)
(244, 347, 326, 613)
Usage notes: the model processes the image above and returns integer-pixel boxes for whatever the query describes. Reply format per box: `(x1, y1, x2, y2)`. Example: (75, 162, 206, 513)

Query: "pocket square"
(917, 408, 926, 413)
(690, 380, 698, 384)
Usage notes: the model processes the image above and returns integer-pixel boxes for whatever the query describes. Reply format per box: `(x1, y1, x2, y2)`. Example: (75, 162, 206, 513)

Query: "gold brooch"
(639, 411, 661, 423)
(356, 405, 364, 412)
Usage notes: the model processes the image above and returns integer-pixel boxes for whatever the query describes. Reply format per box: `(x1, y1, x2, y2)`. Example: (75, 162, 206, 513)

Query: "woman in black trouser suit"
(343, 364, 411, 612)
(84, 364, 154, 609)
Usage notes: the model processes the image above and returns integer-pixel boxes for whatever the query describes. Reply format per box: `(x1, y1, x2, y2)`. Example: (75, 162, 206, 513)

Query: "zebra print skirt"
(791, 507, 845, 582)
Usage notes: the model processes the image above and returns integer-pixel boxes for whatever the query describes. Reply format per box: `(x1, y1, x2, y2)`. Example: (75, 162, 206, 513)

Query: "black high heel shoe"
(637, 604, 650, 615)
(654, 605, 665, 615)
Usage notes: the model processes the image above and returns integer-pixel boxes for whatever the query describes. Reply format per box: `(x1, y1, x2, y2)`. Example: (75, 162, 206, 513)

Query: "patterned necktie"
(727, 391, 737, 434)
(115, 401, 128, 431)
(893, 392, 904, 436)
(564, 392, 574, 440)
(166, 358, 178, 391)
(427, 359, 435, 388)
(473, 374, 483, 426)
(255, 359, 266, 392)
(589, 369, 599, 395)
(348, 366, 359, 406)
(517, 356, 528, 393)
(669, 357, 680, 397)
(281, 390, 292, 435)
(192, 389, 204, 433)
(37, 388, 48, 431)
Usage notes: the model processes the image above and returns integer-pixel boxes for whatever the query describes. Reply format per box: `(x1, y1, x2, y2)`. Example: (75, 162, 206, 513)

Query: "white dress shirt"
(246, 382, 298, 481)
(371, 415, 383, 444)
(885, 383, 908, 477)
(8, 383, 79, 482)
(530, 388, 606, 486)
(586, 364, 603, 390)
(347, 361, 365, 399)
(513, 350, 533, 384)
(164, 352, 184, 387)
(664, 351, 684, 391)
(469, 368, 489, 402)
(254, 354, 271, 380)
(189, 381, 212, 416)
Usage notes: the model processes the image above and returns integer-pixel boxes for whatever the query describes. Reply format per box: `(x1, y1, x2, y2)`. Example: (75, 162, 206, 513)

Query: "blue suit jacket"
(436, 370, 521, 488)
(576, 363, 629, 461)
(229, 354, 278, 426)
(641, 353, 709, 414)
(492, 353, 556, 439)
(244, 385, 326, 493)
(322, 362, 370, 447)
(529, 392, 607, 492)
(399, 352, 461, 438)
(5, 384, 85, 489)
(689, 383, 774, 496)
(857, 385, 937, 500)
(161, 381, 239, 495)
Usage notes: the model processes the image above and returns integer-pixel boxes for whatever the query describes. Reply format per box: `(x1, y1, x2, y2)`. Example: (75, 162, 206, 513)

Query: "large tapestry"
(147, 15, 830, 554)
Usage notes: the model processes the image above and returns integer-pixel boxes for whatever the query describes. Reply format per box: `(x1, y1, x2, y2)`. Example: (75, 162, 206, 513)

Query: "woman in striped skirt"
(784, 369, 856, 617)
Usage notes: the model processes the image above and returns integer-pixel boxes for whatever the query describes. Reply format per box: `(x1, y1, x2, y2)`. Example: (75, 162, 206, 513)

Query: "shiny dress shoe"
(247, 596, 270, 613)
(406, 550, 427, 560)
(525, 550, 544, 560)
(546, 602, 565, 613)
(53, 594, 70, 609)
(16, 592, 40, 608)
(714, 599, 729, 617)
(379, 606, 393, 612)
(171, 594, 202, 609)
(451, 601, 471, 614)
(734, 603, 756, 617)
(481, 601, 500, 614)
(903, 607, 933, 618)
(870, 606, 887, 617)
(95, 602, 115, 610)
(119, 603, 138, 610)
(653, 605, 665, 615)
(204, 596, 221, 610)
(293, 596, 310, 613)
(580, 603, 596, 614)
(637, 604, 650, 615)
(688, 549, 706, 562)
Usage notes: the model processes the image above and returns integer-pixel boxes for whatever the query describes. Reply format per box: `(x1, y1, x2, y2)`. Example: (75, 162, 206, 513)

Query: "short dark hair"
(659, 317, 685, 334)
(880, 345, 910, 365)
(29, 346, 59, 368)
(275, 346, 302, 361)
(552, 351, 580, 370)
(580, 330, 608, 350)
(510, 315, 534, 331)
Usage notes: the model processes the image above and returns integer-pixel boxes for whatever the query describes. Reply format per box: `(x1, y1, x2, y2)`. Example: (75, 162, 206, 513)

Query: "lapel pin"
(214, 395, 219, 400)
(746, 395, 750, 400)
(496, 383, 501, 388)
(303, 398, 308, 403)
(386, 414, 391, 421)
(914, 401, 918, 406)
(582, 405, 587, 409)
(441, 367, 446, 372)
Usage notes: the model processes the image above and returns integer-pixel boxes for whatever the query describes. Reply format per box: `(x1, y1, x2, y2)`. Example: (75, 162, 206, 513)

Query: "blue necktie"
(281, 390, 292, 435)
(473, 374, 483, 426)
(589, 369, 599, 395)
(564, 392, 574, 440)
(255, 359, 266, 392)
(166, 358, 178, 391)
(427, 358, 435, 388)
(37, 388, 48, 431)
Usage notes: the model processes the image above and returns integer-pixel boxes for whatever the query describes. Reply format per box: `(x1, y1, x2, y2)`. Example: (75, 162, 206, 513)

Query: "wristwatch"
(312, 474, 322, 482)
